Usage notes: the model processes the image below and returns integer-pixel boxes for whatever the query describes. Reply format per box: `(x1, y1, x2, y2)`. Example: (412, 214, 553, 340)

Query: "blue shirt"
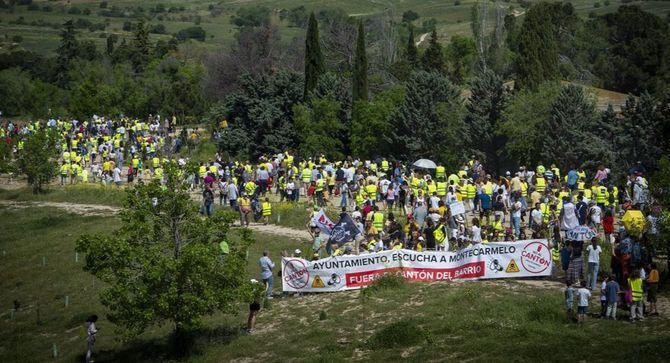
(567, 170, 579, 186)
(605, 281, 620, 302)
(259, 256, 275, 279)
(480, 194, 491, 210)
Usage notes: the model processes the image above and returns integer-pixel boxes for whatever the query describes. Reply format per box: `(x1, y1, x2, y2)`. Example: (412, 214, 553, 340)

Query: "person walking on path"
(85, 315, 99, 363)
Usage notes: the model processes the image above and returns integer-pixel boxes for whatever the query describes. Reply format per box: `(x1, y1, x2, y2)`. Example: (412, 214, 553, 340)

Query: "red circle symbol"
(520, 241, 551, 274)
(283, 259, 309, 289)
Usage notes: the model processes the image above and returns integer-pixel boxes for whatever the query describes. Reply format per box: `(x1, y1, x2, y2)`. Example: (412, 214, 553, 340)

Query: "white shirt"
(561, 202, 579, 230)
(531, 209, 543, 225)
(511, 201, 522, 218)
(587, 244, 602, 264)
(590, 205, 602, 224)
(471, 225, 482, 243)
(113, 167, 121, 182)
(577, 287, 591, 307)
(430, 196, 440, 210)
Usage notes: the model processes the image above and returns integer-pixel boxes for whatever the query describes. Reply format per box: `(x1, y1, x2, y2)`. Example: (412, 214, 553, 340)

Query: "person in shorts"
(576, 280, 591, 324)
(247, 279, 264, 333)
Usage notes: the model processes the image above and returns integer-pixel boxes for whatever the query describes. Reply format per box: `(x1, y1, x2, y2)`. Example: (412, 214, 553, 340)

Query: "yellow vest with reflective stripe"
(466, 184, 476, 199)
(381, 160, 389, 171)
(437, 182, 447, 197)
(262, 202, 272, 216)
(628, 278, 643, 302)
(435, 166, 445, 179)
(373, 212, 384, 231)
(536, 177, 546, 192)
(198, 165, 207, 177)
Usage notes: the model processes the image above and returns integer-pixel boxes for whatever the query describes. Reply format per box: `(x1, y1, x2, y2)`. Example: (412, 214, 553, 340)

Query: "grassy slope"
(1, 204, 668, 362)
(2, 0, 670, 56)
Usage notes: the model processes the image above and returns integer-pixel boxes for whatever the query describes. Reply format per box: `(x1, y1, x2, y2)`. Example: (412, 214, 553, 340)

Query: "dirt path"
(416, 32, 429, 46)
(0, 200, 310, 238)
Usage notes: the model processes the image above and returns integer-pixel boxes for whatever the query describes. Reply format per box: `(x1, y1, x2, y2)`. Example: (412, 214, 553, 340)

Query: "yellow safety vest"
(315, 179, 326, 192)
(262, 202, 272, 216)
(437, 182, 447, 197)
(536, 177, 546, 192)
(427, 182, 437, 195)
(435, 166, 446, 179)
(198, 165, 207, 177)
(541, 203, 550, 223)
(628, 278, 643, 302)
(483, 183, 493, 196)
(552, 247, 559, 262)
(302, 168, 311, 182)
(466, 184, 476, 199)
(365, 184, 377, 195)
(373, 212, 384, 231)
(381, 160, 389, 171)
(595, 186, 608, 204)
(448, 174, 459, 186)
(520, 182, 528, 196)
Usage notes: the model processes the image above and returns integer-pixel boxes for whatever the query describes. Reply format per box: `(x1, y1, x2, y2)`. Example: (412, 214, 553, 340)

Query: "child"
(600, 273, 608, 318)
(576, 281, 591, 324)
(605, 275, 621, 320)
(647, 263, 659, 316)
(564, 280, 574, 321)
(603, 209, 614, 244)
(628, 269, 644, 322)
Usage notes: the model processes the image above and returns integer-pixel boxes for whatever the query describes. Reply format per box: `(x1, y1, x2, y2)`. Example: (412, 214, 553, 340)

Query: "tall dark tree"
(406, 24, 418, 66)
(352, 20, 368, 102)
(541, 85, 612, 170)
(392, 71, 466, 167)
(464, 69, 508, 174)
(516, 2, 577, 89)
(55, 20, 79, 86)
(615, 93, 665, 172)
(421, 29, 444, 73)
(304, 12, 325, 99)
(131, 18, 151, 73)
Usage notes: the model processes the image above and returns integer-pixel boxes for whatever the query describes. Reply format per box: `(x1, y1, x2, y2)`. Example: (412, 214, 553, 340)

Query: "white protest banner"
(311, 209, 335, 237)
(282, 240, 552, 292)
(449, 201, 466, 216)
(565, 226, 596, 241)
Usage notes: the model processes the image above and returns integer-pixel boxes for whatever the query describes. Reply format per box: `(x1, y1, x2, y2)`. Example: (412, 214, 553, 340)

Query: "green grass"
(1, 205, 669, 362)
(3, 1, 670, 56)
(0, 184, 127, 206)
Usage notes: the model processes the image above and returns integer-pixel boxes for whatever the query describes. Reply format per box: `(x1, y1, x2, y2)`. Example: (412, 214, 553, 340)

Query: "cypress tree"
(56, 20, 79, 86)
(352, 20, 368, 102)
(304, 12, 325, 99)
(131, 18, 151, 73)
(406, 24, 418, 66)
(515, 4, 559, 90)
(421, 29, 444, 73)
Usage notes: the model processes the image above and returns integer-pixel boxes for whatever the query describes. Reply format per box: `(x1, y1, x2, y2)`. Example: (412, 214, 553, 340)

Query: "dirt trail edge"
(0, 200, 310, 239)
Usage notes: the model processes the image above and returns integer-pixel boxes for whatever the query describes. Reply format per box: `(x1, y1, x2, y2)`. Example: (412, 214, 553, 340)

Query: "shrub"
(594, 2, 601, 8)
(360, 272, 405, 299)
(604, 0, 610, 5)
(176, 26, 206, 42)
(367, 319, 432, 348)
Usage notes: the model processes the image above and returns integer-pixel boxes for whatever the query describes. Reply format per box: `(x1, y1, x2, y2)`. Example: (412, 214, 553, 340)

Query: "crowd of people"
(2, 117, 663, 324)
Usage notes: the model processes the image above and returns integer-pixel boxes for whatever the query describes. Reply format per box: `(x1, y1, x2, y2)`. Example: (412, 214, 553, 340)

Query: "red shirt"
(603, 216, 614, 234)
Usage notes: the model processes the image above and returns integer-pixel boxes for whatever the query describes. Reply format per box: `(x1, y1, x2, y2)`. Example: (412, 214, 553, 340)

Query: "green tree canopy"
(76, 165, 253, 350)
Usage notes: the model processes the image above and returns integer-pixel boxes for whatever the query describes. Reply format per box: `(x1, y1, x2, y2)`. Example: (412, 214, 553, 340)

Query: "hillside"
(2, 0, 670, 55)
(1, 195, 670, 362)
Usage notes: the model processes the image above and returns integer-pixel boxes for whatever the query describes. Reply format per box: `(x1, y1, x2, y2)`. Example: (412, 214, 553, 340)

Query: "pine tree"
(617, 93, 665, 171)
(352, 20, 368, 102)
(421, 29, 444, 73)
(464, 69, 507, 174)
(392, 71, 465, 166)
(541, 85, 612, 169)
(304, 12, 325, 99)
(406, 24, 418, 66)
(55, 20, 79, 86)
(131, 18, 151, 73)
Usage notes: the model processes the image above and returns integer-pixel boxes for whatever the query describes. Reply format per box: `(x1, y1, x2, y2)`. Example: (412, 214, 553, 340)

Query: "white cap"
(294, 249, 302, 255)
